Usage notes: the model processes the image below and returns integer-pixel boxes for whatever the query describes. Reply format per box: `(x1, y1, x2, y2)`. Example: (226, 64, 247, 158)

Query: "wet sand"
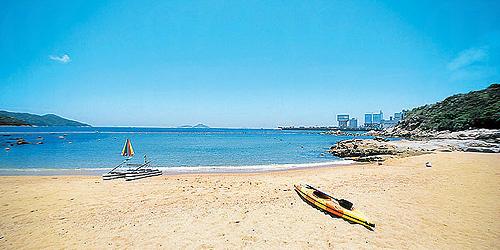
(0, 152, 499, 249)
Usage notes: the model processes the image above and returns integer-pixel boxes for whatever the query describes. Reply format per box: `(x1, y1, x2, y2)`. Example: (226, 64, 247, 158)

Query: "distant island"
(0, 110, 90, 127)
(178, 124, 210, 129)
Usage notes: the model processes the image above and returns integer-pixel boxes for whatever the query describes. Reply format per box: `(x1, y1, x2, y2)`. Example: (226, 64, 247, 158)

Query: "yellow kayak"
(294, 184, 375, 229)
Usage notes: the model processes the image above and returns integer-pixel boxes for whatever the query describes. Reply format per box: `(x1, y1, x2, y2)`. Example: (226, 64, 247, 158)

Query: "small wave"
(158, 161, 353, 173)
(0, 160, 353, 175)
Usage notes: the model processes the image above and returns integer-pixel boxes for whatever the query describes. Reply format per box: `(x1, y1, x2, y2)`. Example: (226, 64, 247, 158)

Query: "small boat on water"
(103, 139, 162, 181)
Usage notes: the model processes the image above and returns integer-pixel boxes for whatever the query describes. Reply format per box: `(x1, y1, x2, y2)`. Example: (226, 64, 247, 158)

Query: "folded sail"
(121, 139, 135, 157)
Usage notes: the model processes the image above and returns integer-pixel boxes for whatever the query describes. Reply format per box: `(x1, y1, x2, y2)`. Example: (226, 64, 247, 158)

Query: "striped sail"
(121, 139, 135, 157)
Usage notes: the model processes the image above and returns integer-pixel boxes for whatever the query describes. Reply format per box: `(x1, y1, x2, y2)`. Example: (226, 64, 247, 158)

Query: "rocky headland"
(0, 110, 90, 127)
(329, 130, 500, 162)
(329, 84, 500, 162)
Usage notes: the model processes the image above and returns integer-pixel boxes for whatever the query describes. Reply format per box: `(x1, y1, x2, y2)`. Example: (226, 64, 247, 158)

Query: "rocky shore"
(329, 129, 500, 162)
(378, 128, 500, 142)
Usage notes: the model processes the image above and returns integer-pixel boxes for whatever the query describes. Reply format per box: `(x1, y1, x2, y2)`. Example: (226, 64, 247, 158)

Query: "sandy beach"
(0, 152, 499, 249)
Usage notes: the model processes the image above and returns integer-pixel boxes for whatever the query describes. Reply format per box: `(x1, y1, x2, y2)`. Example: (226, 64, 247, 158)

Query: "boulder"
(329, 139, 399, 159)
(464, 147, 500, 153)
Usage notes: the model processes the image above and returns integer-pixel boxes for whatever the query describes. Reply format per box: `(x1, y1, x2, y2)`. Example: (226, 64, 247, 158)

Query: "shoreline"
(0, 160, 356, 176)
(0, 151, 498, 248)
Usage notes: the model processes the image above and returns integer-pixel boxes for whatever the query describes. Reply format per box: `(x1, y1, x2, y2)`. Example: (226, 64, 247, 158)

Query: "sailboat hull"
(102, 172, 126, 180)
(125, 169, 162, 181)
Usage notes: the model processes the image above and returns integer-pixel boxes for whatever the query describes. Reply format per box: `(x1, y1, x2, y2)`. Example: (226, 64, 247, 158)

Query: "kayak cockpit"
(313, 190, 331, 200)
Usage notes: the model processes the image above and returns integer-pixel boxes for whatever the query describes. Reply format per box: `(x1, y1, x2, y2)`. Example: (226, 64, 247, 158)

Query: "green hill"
(0, 115, 30, 126)
(0, 111, 90, 127)
(397, 84, 500, 131)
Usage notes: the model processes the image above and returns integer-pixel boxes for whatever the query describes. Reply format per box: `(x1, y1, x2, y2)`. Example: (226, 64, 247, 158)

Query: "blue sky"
(1, 0, 499, 128)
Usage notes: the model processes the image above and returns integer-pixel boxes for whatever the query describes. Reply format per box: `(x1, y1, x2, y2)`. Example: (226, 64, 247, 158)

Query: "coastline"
(1, 151, 498, 249)
(0, 160, 356, 176)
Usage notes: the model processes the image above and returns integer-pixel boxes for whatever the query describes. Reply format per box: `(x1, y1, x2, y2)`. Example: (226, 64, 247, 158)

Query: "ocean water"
(0, 127, 373, 174)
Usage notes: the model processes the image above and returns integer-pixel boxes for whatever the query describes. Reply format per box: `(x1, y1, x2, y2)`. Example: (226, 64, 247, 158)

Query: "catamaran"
(102, 139, 162, 181)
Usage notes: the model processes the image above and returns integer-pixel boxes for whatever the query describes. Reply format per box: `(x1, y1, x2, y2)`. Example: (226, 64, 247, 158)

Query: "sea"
(0, 127, 374, 175)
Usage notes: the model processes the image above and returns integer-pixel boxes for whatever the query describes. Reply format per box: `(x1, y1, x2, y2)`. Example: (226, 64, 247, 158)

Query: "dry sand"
(0, 152, 499, 249)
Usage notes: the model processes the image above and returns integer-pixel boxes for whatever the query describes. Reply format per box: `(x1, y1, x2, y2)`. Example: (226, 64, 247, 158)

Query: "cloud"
(447, 47, 487, 71)
(447, 47, 497, 82)
(49, 54, 71, 64)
